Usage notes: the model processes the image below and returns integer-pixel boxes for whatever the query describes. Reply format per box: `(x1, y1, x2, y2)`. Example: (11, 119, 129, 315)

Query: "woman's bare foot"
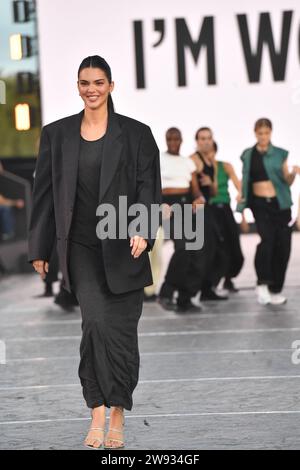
(84, 405, 106, 449)
(104, 406, 125, 448)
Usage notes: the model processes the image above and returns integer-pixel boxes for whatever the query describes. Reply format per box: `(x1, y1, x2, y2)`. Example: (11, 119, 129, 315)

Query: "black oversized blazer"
(27, 105, 162, 294)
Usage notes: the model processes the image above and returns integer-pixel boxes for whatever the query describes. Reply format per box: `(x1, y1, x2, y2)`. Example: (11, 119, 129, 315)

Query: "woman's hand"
(236, 192, 244, 203)
(240, 214, 250, 233)
(15, 198, 25, 209)
(192, 195, 206, 212)
(32, 260, 49, 280)
(162, 203, 173, 220)
(293, 165, 300, 175)
(130, 235, 147, 258)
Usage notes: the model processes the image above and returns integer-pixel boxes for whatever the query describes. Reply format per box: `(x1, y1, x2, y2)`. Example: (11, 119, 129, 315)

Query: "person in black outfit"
(28, 55, 162, 449)
(190, 127, 228, 301)
(157, 128, 206, 313)
(209, 141, 244, 293)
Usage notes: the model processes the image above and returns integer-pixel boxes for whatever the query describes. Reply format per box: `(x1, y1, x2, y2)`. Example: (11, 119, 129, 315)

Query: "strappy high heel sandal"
(84, 409, 106, 449)
(84, 427, 105, 449)
(104, 406, 125, 449)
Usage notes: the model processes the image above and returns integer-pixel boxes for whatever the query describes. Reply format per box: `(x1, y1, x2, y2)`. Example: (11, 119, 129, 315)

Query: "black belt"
(252, 195, 277, 203)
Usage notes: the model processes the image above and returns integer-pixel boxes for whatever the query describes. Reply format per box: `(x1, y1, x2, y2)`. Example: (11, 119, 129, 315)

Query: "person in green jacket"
(237, 118, 297, 305)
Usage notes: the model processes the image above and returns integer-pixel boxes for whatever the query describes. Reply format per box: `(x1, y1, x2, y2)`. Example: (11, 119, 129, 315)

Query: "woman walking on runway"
(27, 55, 162, 449)
(237, 118, 297, 305)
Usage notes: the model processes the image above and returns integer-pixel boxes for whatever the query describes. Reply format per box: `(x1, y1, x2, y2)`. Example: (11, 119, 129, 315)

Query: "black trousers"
(68, 239, 144, 411)
(250, 195, 292, 293)
(209, 203, 244, 279)
(159, 193, 199, 305)
(186, 203, 229, 295)
(159, 193, 206, 306)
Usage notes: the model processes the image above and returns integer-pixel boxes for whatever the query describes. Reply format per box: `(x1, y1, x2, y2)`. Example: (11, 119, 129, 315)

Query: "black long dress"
(68, 133, 144, 411)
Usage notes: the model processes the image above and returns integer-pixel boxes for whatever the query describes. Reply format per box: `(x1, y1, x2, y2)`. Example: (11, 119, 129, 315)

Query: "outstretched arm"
(282, 160, 297, 186)
(223, 161, 243, 202)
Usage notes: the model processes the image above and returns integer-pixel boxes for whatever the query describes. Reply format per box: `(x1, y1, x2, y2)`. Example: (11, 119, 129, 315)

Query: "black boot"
(44, 282, 53, 297)
(54, 284, 79, 311)
(200, 289, 228, 301)
(176, 301, 202, 314)
(157, 296, 178, 311)
(144, 293, 157, 302)
(223, 278, 239, 293)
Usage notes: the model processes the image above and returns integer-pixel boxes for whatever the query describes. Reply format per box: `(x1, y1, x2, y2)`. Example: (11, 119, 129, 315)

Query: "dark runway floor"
(0, 233, 300, 450)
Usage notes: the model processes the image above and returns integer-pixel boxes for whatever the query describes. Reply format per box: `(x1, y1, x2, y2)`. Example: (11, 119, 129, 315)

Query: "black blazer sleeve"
(27, 125, 56, 263)
(135, 125, 162, 252)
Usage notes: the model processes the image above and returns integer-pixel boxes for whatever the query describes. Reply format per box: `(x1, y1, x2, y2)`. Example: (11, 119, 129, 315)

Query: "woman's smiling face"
(77, 67, 114, 110)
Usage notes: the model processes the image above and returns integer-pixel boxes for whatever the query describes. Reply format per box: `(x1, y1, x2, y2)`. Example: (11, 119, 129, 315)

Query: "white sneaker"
(190, 291, 202, 307)
(216, 287, 230, 297)
(270, 293, 287, 305)
(256, 285, 271, 305)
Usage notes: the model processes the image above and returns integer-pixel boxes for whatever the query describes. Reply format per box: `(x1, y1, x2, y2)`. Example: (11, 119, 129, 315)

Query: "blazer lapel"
(62, 105, 123, 233)
(99, 104, 123, 204)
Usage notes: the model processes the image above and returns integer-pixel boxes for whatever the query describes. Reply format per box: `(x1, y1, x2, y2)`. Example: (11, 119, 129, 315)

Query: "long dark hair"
(77, 55, 115, 112)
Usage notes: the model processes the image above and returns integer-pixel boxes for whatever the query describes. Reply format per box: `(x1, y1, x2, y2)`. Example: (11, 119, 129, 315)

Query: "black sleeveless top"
(69, 134, 106, 245)
(196, 151, 215, 202)
(250, 146, 269, 182)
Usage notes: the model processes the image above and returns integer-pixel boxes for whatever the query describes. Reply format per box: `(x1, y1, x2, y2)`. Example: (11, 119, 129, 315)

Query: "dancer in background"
(158, 127, 206, 313)
(209, 141, 244, 292)
(237, 118, 297, 305)
(190, 128, 228, 301)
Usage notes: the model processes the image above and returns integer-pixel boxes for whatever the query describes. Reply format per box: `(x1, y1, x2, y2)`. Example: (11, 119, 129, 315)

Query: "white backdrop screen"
(36, 0, 300, 217)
